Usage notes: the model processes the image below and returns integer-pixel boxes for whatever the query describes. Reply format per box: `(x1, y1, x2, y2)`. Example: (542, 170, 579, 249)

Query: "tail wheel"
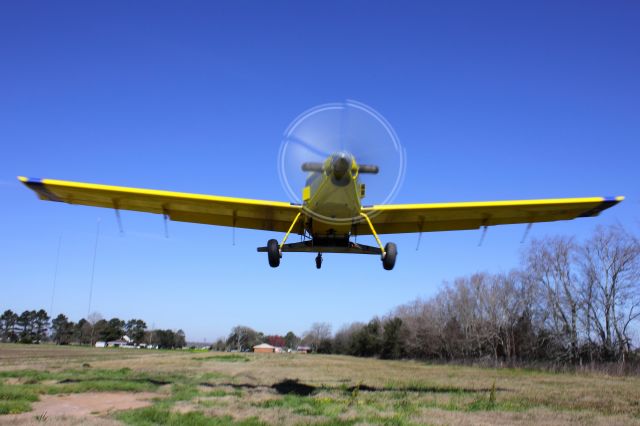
(267, 239, 280, 268)
(382, 242, 397, 270)
(315, 253, 322, 269)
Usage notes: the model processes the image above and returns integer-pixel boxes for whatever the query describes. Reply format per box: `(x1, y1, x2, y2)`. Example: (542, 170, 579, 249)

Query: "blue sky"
(1, 1, 638, 342)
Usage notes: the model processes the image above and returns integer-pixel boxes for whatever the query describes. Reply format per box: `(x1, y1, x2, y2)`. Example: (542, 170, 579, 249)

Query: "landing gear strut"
(360, 212, 398, 270)
(266, 212, 302, 268)
(260, 211, 398, 270)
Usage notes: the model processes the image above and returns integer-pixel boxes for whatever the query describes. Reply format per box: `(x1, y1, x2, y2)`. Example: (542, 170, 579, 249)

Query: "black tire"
(382, 242, 397, 270)
(315, 254, 322, 269)
(267, 239, 280, 267)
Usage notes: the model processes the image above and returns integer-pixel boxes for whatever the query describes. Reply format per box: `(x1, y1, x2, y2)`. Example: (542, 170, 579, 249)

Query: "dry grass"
(1, 343, 639, 425)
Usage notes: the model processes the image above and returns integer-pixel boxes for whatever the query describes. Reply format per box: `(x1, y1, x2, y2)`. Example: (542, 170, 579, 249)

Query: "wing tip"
(578, 196, 624, 218)
(18, 176, 63, 202)
(603, 195, 625, 205)
(18, 176, 46, 184)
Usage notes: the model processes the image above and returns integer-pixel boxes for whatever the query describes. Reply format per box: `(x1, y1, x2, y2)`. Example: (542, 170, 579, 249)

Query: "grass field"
(0, 344, 639, 425)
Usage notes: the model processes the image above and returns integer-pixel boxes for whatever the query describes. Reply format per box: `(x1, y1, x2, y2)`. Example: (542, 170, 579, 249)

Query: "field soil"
(0, 344, 639, 425)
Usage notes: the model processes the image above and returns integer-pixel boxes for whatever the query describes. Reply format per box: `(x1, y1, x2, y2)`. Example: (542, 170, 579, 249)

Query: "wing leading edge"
(19, 177, 302, 233)
(360, 196, 623, 235)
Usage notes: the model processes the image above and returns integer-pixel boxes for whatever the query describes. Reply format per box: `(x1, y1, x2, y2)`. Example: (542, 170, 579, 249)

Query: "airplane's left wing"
(360, 196, 623, 235)
(19, 177, 302, 233)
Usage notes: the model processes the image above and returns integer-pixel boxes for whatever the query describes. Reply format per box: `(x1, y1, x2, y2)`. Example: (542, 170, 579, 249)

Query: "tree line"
(333, 225, 640, 365)
(215, 226, 640, 367)
(0, 310, 186, 349)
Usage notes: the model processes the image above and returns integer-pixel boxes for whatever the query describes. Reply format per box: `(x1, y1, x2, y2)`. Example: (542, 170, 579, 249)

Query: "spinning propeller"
(278, 100, 406, 225)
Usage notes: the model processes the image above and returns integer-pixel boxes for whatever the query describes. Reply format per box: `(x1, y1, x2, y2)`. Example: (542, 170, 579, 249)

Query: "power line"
(49, 233, 63, 316)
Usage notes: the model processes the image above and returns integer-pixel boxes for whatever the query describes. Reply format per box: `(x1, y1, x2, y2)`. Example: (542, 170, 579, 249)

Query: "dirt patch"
(2, 392, 155, 424)
(0, 415, 120, 426)
(36, 392, 155, 416)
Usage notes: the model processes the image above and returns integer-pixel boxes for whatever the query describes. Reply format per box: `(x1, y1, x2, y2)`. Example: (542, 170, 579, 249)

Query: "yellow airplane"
(19, 151, 623, 270)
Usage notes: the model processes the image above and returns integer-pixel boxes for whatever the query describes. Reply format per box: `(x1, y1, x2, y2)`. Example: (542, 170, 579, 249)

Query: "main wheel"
(315, 253, 322, 269)
(267, 239, 280, 267)
(382, 242, 397, 270)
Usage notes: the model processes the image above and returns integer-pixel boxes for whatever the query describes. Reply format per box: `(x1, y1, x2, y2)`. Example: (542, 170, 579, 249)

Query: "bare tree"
(525, 236, 581, 362)
(87, 312, 103, 346)
(580, 226, 640, 361)
(226, 325, 260, 352)
(303, 322, 332, 352)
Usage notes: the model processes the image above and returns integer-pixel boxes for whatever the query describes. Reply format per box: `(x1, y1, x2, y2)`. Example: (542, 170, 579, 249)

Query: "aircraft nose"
(332, 153, 352, 180)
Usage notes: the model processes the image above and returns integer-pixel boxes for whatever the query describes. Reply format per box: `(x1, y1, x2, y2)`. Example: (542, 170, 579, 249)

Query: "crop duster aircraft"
(19, 151, 622, 270)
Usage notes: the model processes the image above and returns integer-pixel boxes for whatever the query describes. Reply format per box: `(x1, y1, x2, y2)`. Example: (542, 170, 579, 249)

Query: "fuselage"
(301, 152, 365, 237)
